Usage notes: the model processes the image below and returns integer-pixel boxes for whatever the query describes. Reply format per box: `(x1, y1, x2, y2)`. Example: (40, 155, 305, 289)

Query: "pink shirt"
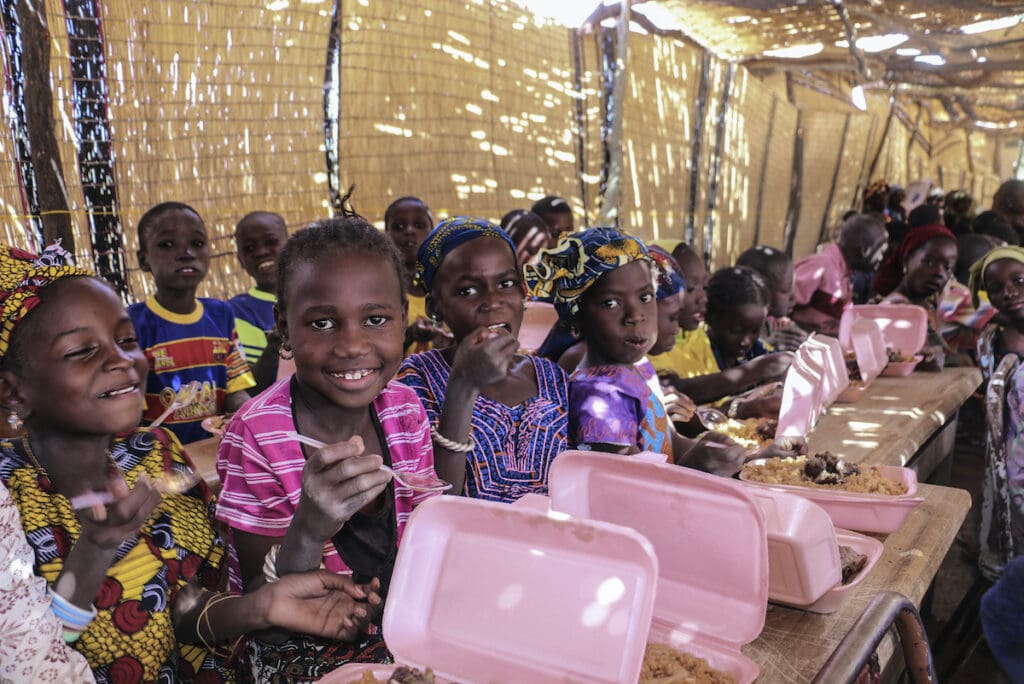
(215, 377, 437, 590)
(793, 242, 851, 309)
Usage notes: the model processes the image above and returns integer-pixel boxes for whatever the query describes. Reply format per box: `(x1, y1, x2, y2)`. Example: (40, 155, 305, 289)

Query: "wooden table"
(805, 367, 982, 479)
(185, 435, 221, 492)
(745, 482, 971, 682)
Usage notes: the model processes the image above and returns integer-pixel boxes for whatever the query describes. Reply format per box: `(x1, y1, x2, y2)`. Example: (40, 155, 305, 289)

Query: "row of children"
(3, 178, 1023, 680)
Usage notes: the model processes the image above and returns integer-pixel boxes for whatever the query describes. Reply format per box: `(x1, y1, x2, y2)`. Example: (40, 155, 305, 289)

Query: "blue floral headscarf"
(647, 245, 686, 302)
(524, 227, 651, 324)
(414, 216, 517, 293)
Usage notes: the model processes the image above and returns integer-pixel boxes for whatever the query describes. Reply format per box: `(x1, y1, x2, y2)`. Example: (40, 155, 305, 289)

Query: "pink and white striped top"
(215, 377, 437, 590)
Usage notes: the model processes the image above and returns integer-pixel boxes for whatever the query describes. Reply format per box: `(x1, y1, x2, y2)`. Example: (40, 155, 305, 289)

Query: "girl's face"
(904, 238, 957, 299)
(138, 209, 211, 290)
(577, 260, 658, 366)
(386, 201, 432, 268)
(428, 236, 524, 342)
(706, 302, 767, 362)
(651, 292, 684, 356)
(677, 255, 707, 331)
(1, 278, 148, 436)
(277, 249, 406, 412)
(984, 259, 1024, 322)
(769, 264, 796, 318)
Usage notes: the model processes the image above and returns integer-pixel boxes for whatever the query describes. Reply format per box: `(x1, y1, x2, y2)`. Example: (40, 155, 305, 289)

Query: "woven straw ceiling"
(626, 1, 1024, 129)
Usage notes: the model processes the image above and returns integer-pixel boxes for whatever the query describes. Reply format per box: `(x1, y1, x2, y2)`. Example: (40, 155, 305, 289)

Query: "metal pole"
(596, 0, 628, 227)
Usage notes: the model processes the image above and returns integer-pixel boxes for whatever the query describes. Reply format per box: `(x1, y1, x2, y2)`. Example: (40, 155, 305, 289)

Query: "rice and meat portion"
(639, 644, 735, 684)
(741, 453, 908, 495)
(351, 667, 435, 684)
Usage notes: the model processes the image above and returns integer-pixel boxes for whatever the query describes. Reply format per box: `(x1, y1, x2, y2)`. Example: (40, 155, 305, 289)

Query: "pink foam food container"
(321, 495, 659, 684)
(796, 530, 884, 614)
(837, 318, 887, 402)
(776, 347, 825, 438)
(802, 334, 849, 405)
(546, 450, 768, 684)
(739, 461, 924, 534)
(838, 304, 927, 356)
(739, 486, 842, 607)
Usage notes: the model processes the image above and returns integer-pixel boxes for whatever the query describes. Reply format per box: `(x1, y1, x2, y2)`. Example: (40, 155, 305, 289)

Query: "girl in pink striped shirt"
(215, 213, 441, 678)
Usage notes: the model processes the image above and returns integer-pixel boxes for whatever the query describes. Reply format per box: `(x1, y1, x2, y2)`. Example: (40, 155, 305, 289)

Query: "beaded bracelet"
(430, 425, 474, 453)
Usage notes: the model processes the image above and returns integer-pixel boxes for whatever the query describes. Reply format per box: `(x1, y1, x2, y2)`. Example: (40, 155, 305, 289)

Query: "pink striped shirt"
(215, 377, 437, 590)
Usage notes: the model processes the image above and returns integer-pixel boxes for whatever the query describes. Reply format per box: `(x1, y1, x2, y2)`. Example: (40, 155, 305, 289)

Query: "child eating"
(736, 245, 807, 351)
(216, 215, 441, 678)
(0, 243, 377, 682)
(130, 202, 255, 443)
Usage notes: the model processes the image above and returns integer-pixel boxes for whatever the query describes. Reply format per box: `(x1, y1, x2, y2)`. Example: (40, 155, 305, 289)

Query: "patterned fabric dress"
(977, 325, 1024, 580)
(569, 364, 673, 460)
(0, 429, 230, 683)
(397, 350, 568, 502)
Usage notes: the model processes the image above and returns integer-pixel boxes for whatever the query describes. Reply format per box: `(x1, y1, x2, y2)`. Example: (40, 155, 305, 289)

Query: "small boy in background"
(531, 195, 575, 246)
(736, 245, 807, 351)
(230, 211, 287, 392)
(130, 201, 255, 443)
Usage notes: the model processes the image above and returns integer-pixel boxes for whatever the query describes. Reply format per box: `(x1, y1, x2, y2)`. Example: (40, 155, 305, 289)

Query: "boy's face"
(138, 209, 210, 291)
(542, 211, 574, 247)
(386, 201, 433, 268)
(769, 264, 796, 318)
(235, 215, 287, 291)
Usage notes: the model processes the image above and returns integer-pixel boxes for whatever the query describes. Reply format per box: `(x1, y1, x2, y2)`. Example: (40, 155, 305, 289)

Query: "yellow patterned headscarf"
(0, 243, 92, 360)
(968, 245, 1024, 308)
(523, 227, 651, 324)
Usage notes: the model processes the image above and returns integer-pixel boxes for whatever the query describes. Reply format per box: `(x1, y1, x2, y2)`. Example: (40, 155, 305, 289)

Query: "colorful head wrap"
(872, 223, 956, 297)
(414, 216, 516, 293)
(523, 227, 651, 324)
(967, 245, 1024, 308)
(647, 245, 686, 301)
(0, 242, 92, 360)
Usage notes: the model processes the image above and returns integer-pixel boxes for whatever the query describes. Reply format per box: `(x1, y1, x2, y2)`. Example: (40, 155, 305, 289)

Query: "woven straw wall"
(0, 0, 1014, 296)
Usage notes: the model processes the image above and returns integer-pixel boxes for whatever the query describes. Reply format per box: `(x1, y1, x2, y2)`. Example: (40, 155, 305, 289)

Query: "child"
(0, 243, 376, 682)
(130, 202, 255, 443)
(384, 196, 450, 354)
(527, 228, 799, 475)
(230, 210, 288, 392)
(216, 216, 440, 678)
(875, 223, 959, 370)
(531, 195, 575, 246)
(657, 253, 791, 412)
(736, 245, 807, 351)
(397, 217, 569, 502)
(791, 213, 888, 334)
(970, 246, 1024, 582)
(501, 209, 551, 265)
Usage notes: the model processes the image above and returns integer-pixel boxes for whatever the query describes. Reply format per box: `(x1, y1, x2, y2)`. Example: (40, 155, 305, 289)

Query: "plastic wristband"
(430, 426, 474, 453)
(48, 588, 97, 631)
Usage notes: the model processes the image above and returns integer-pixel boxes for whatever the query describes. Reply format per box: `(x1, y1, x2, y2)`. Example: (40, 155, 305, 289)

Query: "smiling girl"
(0, 244, 381, 683)
(215, 216, 440, 678)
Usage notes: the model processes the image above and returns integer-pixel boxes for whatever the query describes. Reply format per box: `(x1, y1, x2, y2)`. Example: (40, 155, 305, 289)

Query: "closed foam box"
(321, 495, 659, 684)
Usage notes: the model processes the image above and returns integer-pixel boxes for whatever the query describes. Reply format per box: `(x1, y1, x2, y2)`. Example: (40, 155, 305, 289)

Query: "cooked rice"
(639, 644, 735, 684)
(741, 457, 908, 495)
(713, 417, 774, 451)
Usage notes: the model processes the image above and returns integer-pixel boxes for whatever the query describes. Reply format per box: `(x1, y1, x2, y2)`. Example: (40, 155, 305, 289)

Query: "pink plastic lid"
(838, 304, 927, 354)
(381, 496, 659, 683)
(776, 347, 824, 437)
(547, 451, 768, 648)
(803, 335, 849, 405)
(848, 317, 887, 382)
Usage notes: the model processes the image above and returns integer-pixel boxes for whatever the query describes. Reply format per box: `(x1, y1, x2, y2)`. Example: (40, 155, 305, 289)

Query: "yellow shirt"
(405, 294, 433, 355)
(650, 324, 718, 378)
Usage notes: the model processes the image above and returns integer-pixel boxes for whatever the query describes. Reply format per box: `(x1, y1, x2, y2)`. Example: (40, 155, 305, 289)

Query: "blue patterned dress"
(397, 350, 568, 502)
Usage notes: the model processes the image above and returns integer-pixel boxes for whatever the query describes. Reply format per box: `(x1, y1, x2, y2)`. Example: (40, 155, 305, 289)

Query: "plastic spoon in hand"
(70, 469, 201, 511)
(149, 381, 202, 429)
(696, 406, 730, 429)
(285, 431, 451, 492)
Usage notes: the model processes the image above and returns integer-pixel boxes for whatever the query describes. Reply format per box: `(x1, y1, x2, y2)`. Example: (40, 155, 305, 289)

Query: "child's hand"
(767, 326, 807, 352)
(684, 431, 747, 477)
(746, 352, 793, 384)
(78, 475, 161, 550)
(756, 436, 807, 461)
(918, 345, 945, 372)
(257, 570, 383, 642)
(297, 436, 391, 541)
(662, 390, 696, 423)
(449, 326, 518, 390)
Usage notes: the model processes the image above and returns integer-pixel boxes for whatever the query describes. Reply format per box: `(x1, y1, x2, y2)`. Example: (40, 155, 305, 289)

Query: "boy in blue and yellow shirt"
(229, 211, 287, 392)
(129, 201, 255, 443)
